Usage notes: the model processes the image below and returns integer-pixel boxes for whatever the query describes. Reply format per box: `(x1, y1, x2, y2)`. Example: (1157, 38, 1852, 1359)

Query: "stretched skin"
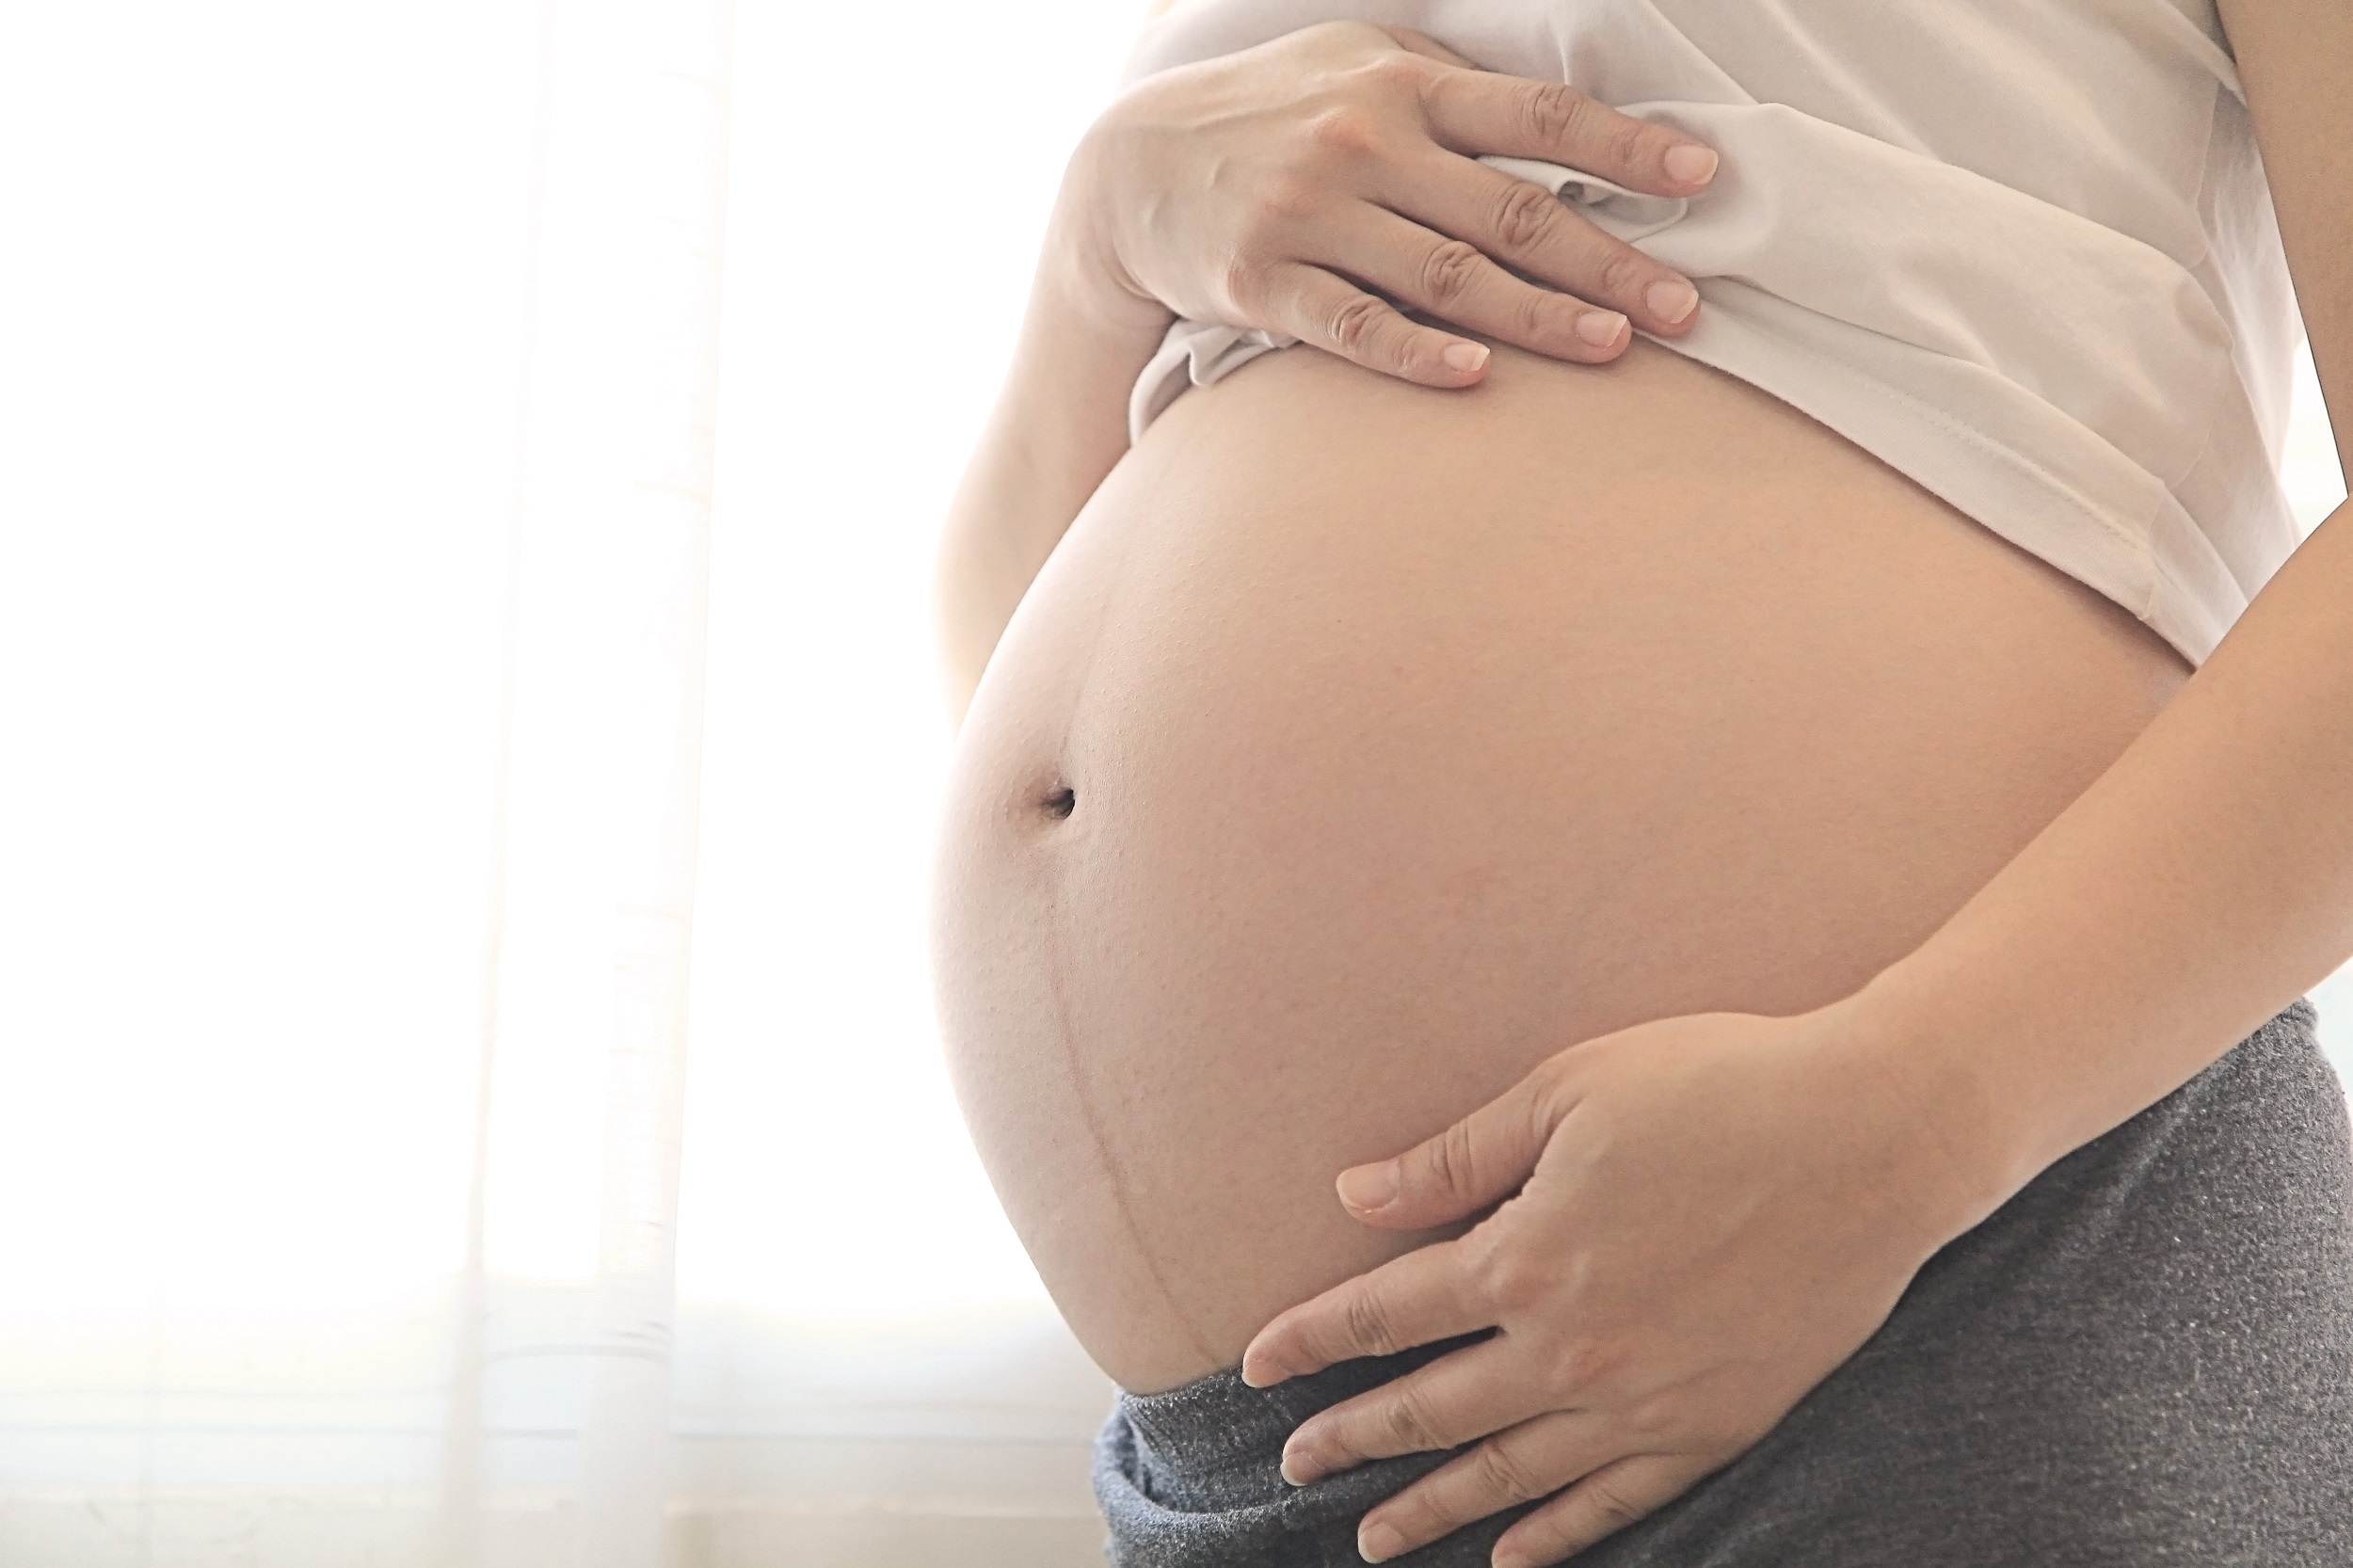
(931, 335, 2185, 1394)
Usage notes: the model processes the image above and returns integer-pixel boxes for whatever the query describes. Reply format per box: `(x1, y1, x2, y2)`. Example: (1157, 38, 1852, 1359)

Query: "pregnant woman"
(932, 1, 2353, 1563)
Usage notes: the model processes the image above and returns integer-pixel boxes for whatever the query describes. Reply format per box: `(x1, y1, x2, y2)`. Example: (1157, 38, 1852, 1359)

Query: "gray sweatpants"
(1093, 1000, 2353, 1566)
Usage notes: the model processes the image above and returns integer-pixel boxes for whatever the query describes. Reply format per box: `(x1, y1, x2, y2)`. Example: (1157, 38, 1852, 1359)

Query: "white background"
(0, 0, 2343, 1336)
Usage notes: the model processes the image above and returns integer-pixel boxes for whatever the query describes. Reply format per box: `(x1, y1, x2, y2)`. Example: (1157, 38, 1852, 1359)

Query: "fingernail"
(1240, 1351, 1286, 1389)
(1337, 1160, 1400, 1211)
(1442, 341, 1489, 373)
(1360, 1522, 1406, 1562)
(1645, 278, 1699, 325)
(1664, 143, 1718, 184)
(1280, 1444, 1321, 1486)
(1574, 311, 1627, 348)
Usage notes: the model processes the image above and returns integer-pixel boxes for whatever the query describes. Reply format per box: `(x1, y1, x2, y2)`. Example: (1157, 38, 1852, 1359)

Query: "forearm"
(1856, 494, 2353, 1227)
(1862, 0, 2353, 1231)
(934, 188, 1173, 727)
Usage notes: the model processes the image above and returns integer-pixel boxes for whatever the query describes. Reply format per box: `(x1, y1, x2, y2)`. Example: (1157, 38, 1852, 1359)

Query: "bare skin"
(1233, 4, 2352, 1560)
(932, 7, 2350, 1563)
(933, 24, 1721, 708)
(932, 333, 2185, 1392)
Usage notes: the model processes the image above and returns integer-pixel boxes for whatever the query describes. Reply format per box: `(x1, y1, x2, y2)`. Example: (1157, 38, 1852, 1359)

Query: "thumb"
(1337, 1059, 1571, 1228)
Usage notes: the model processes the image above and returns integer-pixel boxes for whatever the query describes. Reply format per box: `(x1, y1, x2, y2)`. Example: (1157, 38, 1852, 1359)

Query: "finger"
(1308, 204, 1630, 361)
(1240, 1235, 1490, 1388)
(1493, 1453, 1705, 1568)
(1335, 1058, 1572, 1229)
(1392, 152, 1702, 335)
(1423, 69, 1718, 197)
(1278, 1336, 1547, 1485)
(1264, 261, 1495, 387)
(1353, 1411, 1616, 1563)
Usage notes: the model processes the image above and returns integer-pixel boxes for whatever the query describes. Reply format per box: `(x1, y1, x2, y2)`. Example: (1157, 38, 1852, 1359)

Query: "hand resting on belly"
(934, 334, 2187, 1388)
(1244, 1004, 1996, 1567)
(934, 21, 1739, 712)
(1077, 20, 1719, 386)
(934, 20, 2205, 1568)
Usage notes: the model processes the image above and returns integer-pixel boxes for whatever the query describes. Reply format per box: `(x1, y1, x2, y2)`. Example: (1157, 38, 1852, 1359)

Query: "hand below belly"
(929, 339, 2186, 1393)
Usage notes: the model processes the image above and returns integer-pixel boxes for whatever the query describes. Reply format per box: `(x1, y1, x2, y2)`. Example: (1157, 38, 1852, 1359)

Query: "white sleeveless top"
(1118, 0, 2302, 665)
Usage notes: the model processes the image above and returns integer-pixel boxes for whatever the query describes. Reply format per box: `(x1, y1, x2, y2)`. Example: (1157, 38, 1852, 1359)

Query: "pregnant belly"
(930, 338, 2185, 1395)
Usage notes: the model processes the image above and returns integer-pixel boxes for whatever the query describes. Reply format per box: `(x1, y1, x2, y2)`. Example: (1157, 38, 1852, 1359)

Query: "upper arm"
(2217, 0, 2353, 477)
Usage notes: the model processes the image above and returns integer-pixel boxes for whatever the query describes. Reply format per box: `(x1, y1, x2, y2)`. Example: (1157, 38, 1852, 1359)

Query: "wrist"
(1042, 123, 1180, 343)
(1810, 972, 2054, 1250)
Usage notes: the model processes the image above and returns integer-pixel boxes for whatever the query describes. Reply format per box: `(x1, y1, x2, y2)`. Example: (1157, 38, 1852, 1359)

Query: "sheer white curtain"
(0, 0, 1133, 1563)
(1, 1, 2347, 1564)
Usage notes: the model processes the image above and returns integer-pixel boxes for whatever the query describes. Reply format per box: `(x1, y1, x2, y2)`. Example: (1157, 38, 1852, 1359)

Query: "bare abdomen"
(929, 339, 2185, 1394)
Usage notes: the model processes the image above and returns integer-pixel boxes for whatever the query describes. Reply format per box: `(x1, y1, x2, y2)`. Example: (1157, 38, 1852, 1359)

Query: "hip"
(1094, 998, 2353, 1566)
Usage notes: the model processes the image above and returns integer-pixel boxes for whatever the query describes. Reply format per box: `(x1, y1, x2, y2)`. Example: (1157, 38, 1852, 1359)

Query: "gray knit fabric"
(1093, 1000, 2353, 1566)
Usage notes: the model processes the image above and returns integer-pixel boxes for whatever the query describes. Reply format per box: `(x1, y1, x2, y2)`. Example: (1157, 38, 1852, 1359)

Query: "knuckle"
(1604, 113, 1657, 176)
(1301, 104, 1382, 159)
(1584, 1476, 1649, 1531)
(1325, 294, 1389, 359)
(1595, 248, 1649, 303)
(1471, 1439, 1545, 1505)
(1342, 1288, 1402, 1356)
(1490, 180, 1564, 255)
(1255, 171, 1321, 226)
(1219, 256, 1264, 314)
(1358, 51, 1431, 98)
(1422, 1118, 1481, 1201)
(1381, 1386, 1446, 1452)
(1521, 81, 1590, 149)
(1544, 1335, 1614, 1395)
(1528, 1057, 1583, 1135)
(1512, 284, 1569, 345)
(1474, 1244, 1547, 1316)
(1417, 239, 1487, 307)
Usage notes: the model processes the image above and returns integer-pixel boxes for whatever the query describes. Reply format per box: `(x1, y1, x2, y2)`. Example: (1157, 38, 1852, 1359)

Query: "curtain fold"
(0, 0, 1139, 1558)
(441, 0, 733, 1561)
